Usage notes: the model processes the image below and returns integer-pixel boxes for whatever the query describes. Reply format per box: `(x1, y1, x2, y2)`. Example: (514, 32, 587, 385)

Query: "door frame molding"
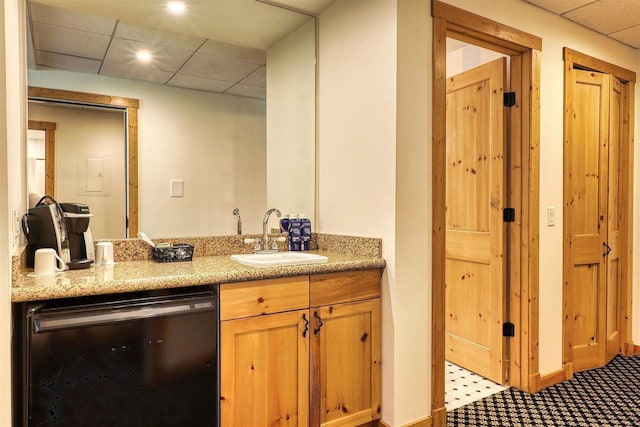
(27, 120, 56, 196)
(562, 48, 636, 366)
(432, 1, 542, 423)
(27, 86, 140, 236)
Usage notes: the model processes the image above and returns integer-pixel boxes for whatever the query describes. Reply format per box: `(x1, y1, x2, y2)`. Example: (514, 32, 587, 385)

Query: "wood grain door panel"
(445, 57, 507, 384)
(606, 76, 623, 363)
(564, 68, 622, 372)
(310, 300, 381, 427)
(220, 310, 309, 426)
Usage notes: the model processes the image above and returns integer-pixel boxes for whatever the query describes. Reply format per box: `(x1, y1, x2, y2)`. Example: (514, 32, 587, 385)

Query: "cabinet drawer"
(310, 269, 382, 307)
(220, 276, 309, 320)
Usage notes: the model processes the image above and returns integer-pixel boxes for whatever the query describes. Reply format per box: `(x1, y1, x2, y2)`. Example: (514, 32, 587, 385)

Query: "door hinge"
(503, 208, 515, 223)
(503, 322, 515, 337)
(504, 92, 516, 107)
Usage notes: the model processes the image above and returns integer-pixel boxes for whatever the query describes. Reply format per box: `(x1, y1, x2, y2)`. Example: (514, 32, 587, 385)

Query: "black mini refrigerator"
(20, 287, 219, 427)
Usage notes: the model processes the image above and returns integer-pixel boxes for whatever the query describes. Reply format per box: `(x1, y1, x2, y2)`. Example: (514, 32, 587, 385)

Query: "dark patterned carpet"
(447, 355, 640, 426)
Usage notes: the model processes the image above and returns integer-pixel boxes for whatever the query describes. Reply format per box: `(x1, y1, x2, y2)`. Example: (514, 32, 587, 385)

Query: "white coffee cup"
(34, 248, 64, 276)
(95, 242, 115, 266)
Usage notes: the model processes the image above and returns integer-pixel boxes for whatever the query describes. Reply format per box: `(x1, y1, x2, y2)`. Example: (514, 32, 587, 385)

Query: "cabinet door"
(310, 299, 381, 427)
(221, 309, 310, 426)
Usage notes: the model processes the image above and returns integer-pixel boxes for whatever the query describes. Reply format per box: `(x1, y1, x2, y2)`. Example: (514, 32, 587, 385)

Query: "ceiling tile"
(523, 0, 596, 15)
(181, 53, 261, 82)
(105, 38, 193, 73)
(609, 24, 640, 48)
(198, 39, 266, 65)
(563, 0, 640, 34)
(225, 84, 266, 99)
(167, 74, 234, 93)
(29, 1, 116, 36)
(33, 22, 111, 60)
(36, 50, 101, 73)
(115, 22, 206, 51)
(239, 66, 266, 87)
(100, 61, 174, 84)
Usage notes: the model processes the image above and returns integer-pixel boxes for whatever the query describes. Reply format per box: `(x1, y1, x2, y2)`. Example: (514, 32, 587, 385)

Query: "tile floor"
(445, 361, 508, 410)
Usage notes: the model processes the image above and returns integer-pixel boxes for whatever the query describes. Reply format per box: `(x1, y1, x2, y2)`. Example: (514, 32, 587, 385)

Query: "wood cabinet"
(220, 269, 382, 427)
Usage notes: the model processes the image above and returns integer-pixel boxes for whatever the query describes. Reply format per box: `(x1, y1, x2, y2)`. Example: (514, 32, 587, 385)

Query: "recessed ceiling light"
(136, 50, 152, 63)
(167, 1, 186, 14)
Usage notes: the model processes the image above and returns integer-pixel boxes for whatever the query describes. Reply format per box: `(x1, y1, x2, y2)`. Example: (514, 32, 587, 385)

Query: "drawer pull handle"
(302, 313, 309, 337)
(313, 311, 323, 335)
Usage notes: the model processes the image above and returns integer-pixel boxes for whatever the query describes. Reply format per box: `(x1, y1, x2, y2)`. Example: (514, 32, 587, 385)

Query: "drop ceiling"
(523, 0, 640, 49)
(27, 0, 331, 99)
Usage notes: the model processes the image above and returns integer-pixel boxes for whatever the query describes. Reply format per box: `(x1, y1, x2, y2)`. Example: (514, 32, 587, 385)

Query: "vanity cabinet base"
(220, 269, 382, 427)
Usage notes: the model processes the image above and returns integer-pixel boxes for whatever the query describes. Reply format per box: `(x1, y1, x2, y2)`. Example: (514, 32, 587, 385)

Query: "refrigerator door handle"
(32, 299, 214, 333)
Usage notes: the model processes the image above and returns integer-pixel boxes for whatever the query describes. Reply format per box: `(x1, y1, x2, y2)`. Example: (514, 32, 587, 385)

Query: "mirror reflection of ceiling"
(522, 0, 640, 49)
(27, 0, 334, 99)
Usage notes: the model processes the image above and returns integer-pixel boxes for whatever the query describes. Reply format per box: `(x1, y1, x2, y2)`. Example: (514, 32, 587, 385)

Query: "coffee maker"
(60, 203, 94, 269)
(22, 196, 94, 270)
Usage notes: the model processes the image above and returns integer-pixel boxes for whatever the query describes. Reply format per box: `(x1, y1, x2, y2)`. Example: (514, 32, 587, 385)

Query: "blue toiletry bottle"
(300, 214, 311, 251)
(280, 214, 290, 233)
(289, 214, 302, 251)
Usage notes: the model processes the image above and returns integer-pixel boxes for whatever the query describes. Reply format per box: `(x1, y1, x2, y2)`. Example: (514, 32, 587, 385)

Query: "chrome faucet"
(233, 208, 242, 235)
(262, 208, 282, 250)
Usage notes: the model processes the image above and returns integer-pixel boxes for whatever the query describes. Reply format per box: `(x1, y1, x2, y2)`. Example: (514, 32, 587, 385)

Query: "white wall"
(447, 43, 507, 78)
(28, 103, 126, 239)
(266, 19, 316, 225)
(395, 0, 432, 424)
(28, 69, 267, 237)
(318, 0, 402, 424)
(1, 1, 27, 425)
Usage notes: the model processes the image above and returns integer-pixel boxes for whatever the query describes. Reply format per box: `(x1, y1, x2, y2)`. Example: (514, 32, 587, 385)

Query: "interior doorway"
(27, 120, 56, 200)
(432, 2, 542, 425)
(444, 44, 510, 410)
(28, 99, 127, 239)
(562, 48, 636, 374)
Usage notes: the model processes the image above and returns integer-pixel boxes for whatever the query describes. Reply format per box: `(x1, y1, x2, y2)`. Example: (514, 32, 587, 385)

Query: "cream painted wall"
(446, 44, 506, 78)
(396, 0, 432, 424)
(441, 0, 640, 375)
(28, 69, 267, 238)
(1, 1, 27, 425)
(318, 0, 403, 424)
(266, 19, 315, 226)
(28, 103, 126, 239)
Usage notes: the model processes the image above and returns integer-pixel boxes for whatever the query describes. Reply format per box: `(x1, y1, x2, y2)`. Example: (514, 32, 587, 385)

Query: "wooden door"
(310, 299, 381, 427)
(220, 309, 309, 426)
(564, 69, 614, 371)
(445, 57, 507, 383)
(605, 76, 623, 363)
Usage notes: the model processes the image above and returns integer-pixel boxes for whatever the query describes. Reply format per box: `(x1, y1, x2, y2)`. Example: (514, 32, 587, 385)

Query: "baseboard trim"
(634, 344, 640, 355)
(528, 373, 541, 393)
(377, 414, 434, 427)
(540, 362, 573, 390)
(622, 341, 636, 355)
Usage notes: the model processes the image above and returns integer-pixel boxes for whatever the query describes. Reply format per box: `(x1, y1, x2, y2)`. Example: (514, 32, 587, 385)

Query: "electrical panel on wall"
(77, 152, 112, 196)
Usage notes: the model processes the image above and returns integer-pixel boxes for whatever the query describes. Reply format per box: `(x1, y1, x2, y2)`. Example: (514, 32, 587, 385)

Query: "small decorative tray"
(151, 244, 194, 263)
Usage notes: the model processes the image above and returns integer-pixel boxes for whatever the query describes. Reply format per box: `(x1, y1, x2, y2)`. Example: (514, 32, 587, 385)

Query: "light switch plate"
(170, 179, 184, 197)
(547, 206, 556, 226)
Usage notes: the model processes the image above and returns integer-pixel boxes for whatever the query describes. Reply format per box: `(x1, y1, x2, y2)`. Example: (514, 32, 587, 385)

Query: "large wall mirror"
(25, 0, 321, 239)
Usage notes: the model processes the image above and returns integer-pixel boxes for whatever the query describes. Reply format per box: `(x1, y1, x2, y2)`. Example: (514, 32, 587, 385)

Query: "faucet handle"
(243, 238, 262, 252)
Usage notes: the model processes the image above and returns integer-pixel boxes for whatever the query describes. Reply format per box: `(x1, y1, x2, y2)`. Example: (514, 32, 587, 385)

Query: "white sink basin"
(231, 252, 329, 268)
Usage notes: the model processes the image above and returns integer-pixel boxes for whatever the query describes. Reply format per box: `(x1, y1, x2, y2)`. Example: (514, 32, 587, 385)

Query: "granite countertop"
(12, 250, 386, 303)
